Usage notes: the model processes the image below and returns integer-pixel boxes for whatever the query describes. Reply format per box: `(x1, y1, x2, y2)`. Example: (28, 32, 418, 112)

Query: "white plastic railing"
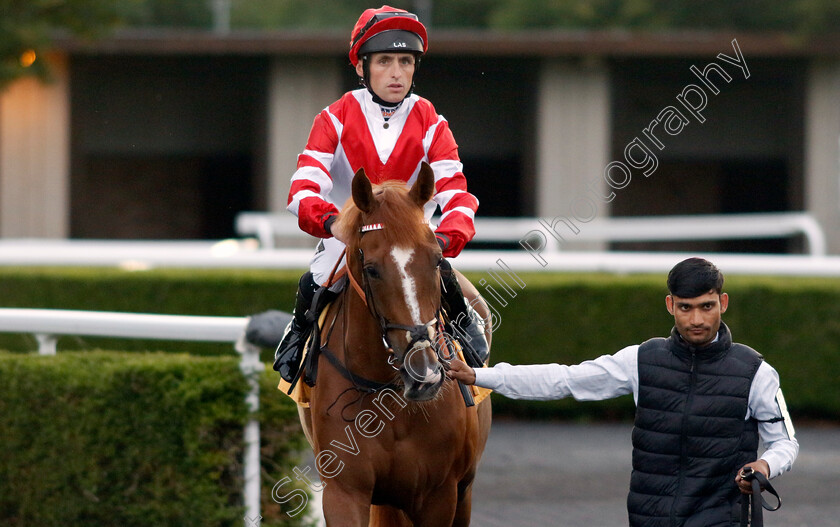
(474, 212, 827, 256)
(235, 211, 828, 256)
(1, 239, 839, 276)
(235, 213, 307, 250)
(0, 308, 262, 525)
(0, 210, 836, 275)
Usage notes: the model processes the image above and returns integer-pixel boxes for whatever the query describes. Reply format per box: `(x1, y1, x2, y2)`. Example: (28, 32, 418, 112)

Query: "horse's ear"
(409, 162, 435, 207)
(352, 167, 376, 213)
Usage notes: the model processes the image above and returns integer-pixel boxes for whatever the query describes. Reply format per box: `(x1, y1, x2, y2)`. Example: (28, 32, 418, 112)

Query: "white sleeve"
(473, 345, 639, 402)
(750, 361, 799, 478)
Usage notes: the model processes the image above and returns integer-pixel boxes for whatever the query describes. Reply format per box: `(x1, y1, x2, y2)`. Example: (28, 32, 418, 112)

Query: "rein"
(345, 258, 368, 306)
(320, 347, 400, 393)
(314, 248, 400, 394)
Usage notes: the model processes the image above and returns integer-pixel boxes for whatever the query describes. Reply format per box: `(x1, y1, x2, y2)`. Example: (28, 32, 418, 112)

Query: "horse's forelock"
(339, 181, 430, 249)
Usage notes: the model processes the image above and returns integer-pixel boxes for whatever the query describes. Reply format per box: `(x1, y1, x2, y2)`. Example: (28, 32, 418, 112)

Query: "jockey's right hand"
(446, 359, 476, 385)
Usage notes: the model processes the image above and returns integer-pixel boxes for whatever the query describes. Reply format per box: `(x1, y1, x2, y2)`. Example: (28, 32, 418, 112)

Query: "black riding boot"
(273, 271, 319, 382)
(440, 258, 489, 366)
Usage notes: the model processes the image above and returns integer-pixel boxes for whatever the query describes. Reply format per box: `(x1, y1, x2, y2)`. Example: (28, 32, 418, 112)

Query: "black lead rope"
(740, 468, 782, 527)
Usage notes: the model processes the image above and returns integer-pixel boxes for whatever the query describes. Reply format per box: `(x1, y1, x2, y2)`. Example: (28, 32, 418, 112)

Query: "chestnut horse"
(297, 163, 492, 526)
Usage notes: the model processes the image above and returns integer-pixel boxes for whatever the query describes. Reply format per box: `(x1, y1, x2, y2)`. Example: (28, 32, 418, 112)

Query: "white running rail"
(235, 211, 828, 256)
(0, 308, 262, 526)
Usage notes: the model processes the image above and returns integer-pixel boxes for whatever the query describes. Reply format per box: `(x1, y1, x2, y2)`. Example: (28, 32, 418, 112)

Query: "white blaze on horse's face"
(390, 246, 422, 327)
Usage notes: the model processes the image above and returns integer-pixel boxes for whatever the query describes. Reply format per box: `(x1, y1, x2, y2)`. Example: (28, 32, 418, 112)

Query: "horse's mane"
(336, 180, 431, 249)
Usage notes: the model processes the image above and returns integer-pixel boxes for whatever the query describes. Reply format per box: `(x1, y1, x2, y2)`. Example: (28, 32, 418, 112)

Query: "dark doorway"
(609, 57, 805, 253)
(70, 55, 266, 239)
(609, 158, 793, 253)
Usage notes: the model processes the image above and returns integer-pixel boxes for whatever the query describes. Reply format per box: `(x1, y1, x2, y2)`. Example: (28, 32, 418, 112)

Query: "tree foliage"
(0, 0, 121, 87)
(115, 0, 840, 34)
(115, 0, 212, 28)
(228, 0, 374, 30)
(225, 0, 840, 34)
(3, 0, 838, 89)
(477, 0, 840, 34)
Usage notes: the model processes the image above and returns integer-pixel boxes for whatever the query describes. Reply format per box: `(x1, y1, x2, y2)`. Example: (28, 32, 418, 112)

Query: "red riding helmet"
(349, 5, 428, 67)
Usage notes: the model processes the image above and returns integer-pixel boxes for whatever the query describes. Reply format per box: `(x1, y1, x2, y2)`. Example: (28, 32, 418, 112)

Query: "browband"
(360, 223, 384, 233)
(359, 220, 429, 233)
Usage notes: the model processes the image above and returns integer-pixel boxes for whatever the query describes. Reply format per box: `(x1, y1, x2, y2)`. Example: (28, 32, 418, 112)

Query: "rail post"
(236, 331, 263, 526)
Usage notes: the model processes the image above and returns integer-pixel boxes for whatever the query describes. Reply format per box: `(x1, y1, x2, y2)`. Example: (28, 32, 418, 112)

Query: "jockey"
(274, 5, 488, 383)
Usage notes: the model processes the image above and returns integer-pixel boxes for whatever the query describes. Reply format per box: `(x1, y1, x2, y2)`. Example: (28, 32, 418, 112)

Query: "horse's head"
(336, 162, 445, 401)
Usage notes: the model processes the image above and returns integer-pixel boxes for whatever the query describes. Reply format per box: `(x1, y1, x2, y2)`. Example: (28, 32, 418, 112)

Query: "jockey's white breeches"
(310, 237, 347, 285)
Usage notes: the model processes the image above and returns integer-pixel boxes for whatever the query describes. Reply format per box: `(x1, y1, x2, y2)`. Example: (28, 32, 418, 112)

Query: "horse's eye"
(364, 265, 380, 279)
(435, 257, 443, 269)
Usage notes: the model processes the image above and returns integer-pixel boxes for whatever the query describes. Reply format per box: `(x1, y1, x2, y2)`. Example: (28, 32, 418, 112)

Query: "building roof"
(57, 28, 840, 58)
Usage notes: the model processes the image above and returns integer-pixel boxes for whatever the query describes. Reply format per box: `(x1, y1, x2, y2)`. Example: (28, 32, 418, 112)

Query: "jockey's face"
(356, 52, 415, 104)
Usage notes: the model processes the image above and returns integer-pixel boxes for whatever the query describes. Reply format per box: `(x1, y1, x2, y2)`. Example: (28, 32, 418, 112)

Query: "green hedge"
(0, 351, 309, 527)
(481, 272, 840, 422)
(1, 267, 838, 421)
(0, 267, 301, 357)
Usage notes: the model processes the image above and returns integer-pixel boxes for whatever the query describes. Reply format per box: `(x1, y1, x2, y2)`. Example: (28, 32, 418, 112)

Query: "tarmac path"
(470, 421, 839, 527)
(301, 420, 839, 526)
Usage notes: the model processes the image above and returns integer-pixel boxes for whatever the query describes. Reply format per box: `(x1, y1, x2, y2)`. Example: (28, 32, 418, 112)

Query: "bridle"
(316, 219, 473, 411)
(314, 221, 451, 420)
(349, 222, 443, 371)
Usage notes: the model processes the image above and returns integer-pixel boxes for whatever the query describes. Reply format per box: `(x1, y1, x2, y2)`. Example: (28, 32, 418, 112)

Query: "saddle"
(276, 307, 329, 407)
(286, 275, 344, 393)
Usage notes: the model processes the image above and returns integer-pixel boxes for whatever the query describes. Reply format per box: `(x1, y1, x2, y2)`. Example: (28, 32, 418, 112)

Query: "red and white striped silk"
(286, 89, 478, 257)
